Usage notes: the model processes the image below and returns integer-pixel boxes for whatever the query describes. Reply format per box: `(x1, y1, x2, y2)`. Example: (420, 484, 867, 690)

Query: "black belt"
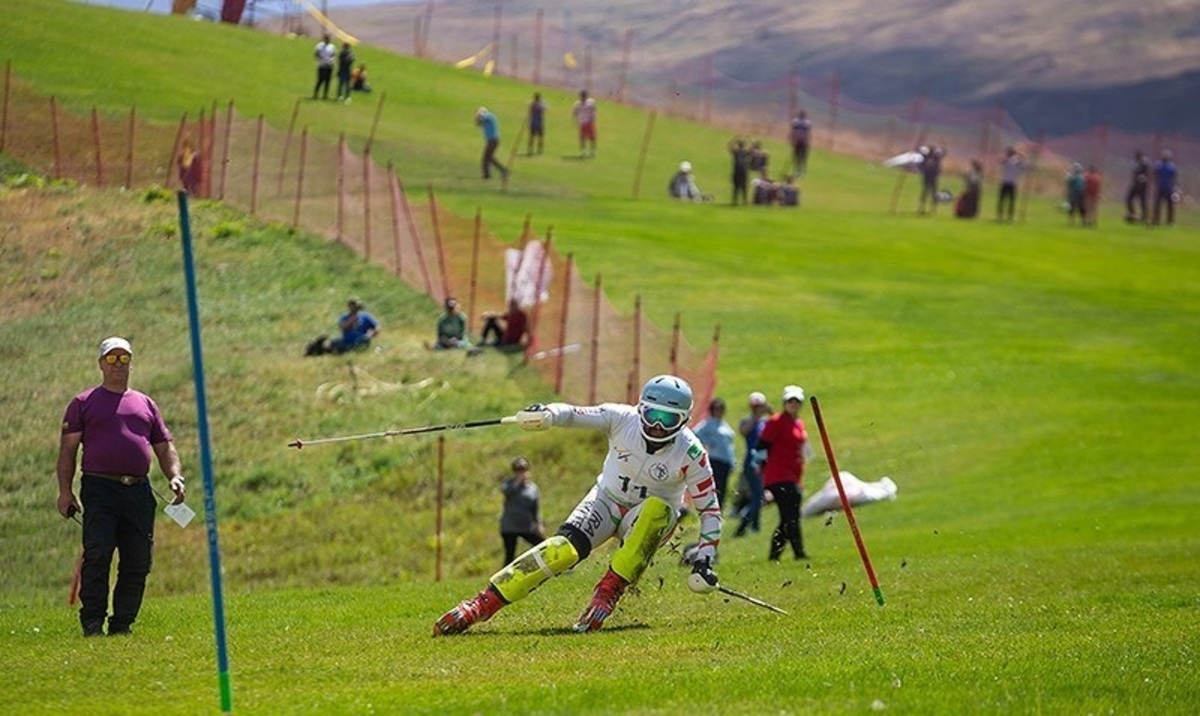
(83, 472, 147, 486)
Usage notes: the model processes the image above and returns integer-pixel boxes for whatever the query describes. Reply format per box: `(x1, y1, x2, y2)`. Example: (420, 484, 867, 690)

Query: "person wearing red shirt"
(757, 385, 812, 561)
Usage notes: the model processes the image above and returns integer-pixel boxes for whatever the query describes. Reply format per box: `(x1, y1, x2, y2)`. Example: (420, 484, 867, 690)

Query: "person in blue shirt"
(693, 397, 737, 512)
(475, 107, 509, 181)
(328, 298, 379, 354)
(1153, 150, 1178, 226)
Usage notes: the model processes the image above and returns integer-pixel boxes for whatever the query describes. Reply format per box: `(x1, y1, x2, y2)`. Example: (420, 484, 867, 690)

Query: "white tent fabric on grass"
(801, 471, 897, 518)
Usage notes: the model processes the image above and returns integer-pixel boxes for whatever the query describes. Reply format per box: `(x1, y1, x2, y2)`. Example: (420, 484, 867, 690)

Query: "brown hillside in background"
(320, 0, 1200, 138)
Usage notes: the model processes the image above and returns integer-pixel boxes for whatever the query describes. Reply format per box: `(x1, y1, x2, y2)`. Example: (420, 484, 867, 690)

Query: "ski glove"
(516, 404, 552, 431)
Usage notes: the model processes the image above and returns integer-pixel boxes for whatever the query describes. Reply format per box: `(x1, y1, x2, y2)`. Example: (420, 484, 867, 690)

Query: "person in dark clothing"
(728, 136, 751, 205)
(918, 145, 945, 215)
(499, 457, 545, 565)
(1152, 150, 1178, 226)
(335, 41, 355, 102)
(56, 337, 187, 637)
(1125, 150, 1151, 224)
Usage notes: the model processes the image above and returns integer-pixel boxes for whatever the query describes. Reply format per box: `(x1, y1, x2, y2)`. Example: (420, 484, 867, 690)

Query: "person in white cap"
(669, 160, 702, 201)
(734, 390, 772, 537)
(475, 106, 509, 182)
(56, 337, 187, 636)
(757, 385, 814, 560)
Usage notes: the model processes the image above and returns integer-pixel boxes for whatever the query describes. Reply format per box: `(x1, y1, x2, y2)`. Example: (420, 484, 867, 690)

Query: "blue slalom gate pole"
(177, 191, 233, 712)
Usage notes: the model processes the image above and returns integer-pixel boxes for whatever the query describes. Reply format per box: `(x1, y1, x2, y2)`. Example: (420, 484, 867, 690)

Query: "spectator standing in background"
(996, 146, 1025, 222)
(335, 41, 355, 102)
(734, 391, 771, 537)
(693, 398, 736, 512)
(56, 337, 187, 636)
(499, 457, 545, 565)
(1084, 164, 1103, 227)
(789, 111, 813, 176)
(475, 107, 509, 182)
(1125, 150, 1150, 224)
(1066, 163, 1086, 225)
(527, 92, 547, 155)
(312, 33, 335, 100)
(572, 90, 598, 158)
(728, 137, 751, 206)
(757, 385, 812, 561)
(1153, 150, 1178, 226)
(918, 145, 945, 215)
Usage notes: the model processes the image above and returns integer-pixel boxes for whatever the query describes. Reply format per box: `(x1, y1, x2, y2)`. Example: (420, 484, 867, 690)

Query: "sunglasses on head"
(639, 404, 687, 431)
(103, 354, 131, 365)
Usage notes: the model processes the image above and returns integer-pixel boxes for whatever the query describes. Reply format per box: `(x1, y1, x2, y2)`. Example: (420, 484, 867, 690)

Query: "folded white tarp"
(801, 471, 897, 518)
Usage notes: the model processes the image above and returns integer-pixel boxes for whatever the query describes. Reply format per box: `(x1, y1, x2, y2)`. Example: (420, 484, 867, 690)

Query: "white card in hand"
(164, 502, 196, 528)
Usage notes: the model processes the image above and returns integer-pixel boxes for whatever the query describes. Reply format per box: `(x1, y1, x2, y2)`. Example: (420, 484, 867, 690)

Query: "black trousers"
(313, 65, 333, 98)
(1126, 184, 1147, 220)
(79, 476, 156, 632)
(767, 482, 804, 560)
(482, 139, 506, 178)
(710, 459, 733, 513)
(501, 531, 543, 565)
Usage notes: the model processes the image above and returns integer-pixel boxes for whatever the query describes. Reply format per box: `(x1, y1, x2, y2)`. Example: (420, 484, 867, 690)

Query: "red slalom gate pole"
(809, 396, 885, 606)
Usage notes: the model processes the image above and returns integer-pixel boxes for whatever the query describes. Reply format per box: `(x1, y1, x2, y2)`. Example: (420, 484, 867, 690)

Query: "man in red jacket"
(757, 385, 812, 561)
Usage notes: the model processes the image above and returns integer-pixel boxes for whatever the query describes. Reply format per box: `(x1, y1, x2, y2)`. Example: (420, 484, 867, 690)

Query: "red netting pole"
(533, 8, 543, 84)
(670, 312, 681, 376)
(632, 111, 656, 199)
(703, 54, 713, 124)
(631, 295, 642, 402)
(1, 60, 9, 153)
(278, 97, 300, 197)
(422, 0, 434, 55)
(206, 101, 216, 196)
(219, 100, 233, 200)
(251, 114, 264, 214)
(167, 112, 187, 190)
(435, 435, 444, 582)
(363, 147, 373, 261)
(397, 173, 434, 296)
(50, 96, 62, 179)
(428, 185, 450, 300)
(366, 91, 386, 155)
(828, 71, 841, 152)
(510, 33, 518, 78)
(527, 230, 553, 360)
(197, 108, 208, 197)
(1018, 130, 1044, 224)
(292, 126, 308, 229)
(413, 18, 422, 57)
(787, 70, 798, 121)
(124, 106, 135, 190)
(590, 274, 601, 404)
(618, 29, 632, 103)
(386, 162, 404, 277)
(554, 253, 574, 395)
(468, 207, 482, 335)
(90, 106, 103, 186)
(492, 5, 502, 76)
(336, 133, 346, 243)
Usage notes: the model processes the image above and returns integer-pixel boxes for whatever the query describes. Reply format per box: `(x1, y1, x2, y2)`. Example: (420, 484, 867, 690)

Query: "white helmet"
(679, 161, 692, 173)
(638, 374, 694, 442)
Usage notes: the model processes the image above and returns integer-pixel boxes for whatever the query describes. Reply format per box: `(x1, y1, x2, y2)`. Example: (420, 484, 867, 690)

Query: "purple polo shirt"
(61, 386, 172, 477)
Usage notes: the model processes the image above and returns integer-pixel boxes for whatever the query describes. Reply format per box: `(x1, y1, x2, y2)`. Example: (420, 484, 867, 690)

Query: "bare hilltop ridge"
(329, 0, 1200, 138)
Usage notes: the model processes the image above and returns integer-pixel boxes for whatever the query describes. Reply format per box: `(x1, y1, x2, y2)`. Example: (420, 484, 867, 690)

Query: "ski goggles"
(639, 404, 688, 431)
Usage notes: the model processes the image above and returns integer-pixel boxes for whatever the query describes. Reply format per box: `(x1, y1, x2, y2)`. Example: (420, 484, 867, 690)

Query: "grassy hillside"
(1, 2, 1199, 714)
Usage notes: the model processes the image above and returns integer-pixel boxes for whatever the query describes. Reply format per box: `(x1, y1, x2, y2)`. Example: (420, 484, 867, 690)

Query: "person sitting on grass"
(305, 298, 379, 356)
(435, 296, 470, 350)
(350, 64, 371, 93)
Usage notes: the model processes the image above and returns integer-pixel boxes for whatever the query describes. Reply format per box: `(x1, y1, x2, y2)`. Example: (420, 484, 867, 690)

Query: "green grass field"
(1, 2, 1198, 713)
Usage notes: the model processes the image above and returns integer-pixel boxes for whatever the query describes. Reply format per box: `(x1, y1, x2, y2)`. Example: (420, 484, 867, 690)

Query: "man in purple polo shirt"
(56, 337, 186, 637)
